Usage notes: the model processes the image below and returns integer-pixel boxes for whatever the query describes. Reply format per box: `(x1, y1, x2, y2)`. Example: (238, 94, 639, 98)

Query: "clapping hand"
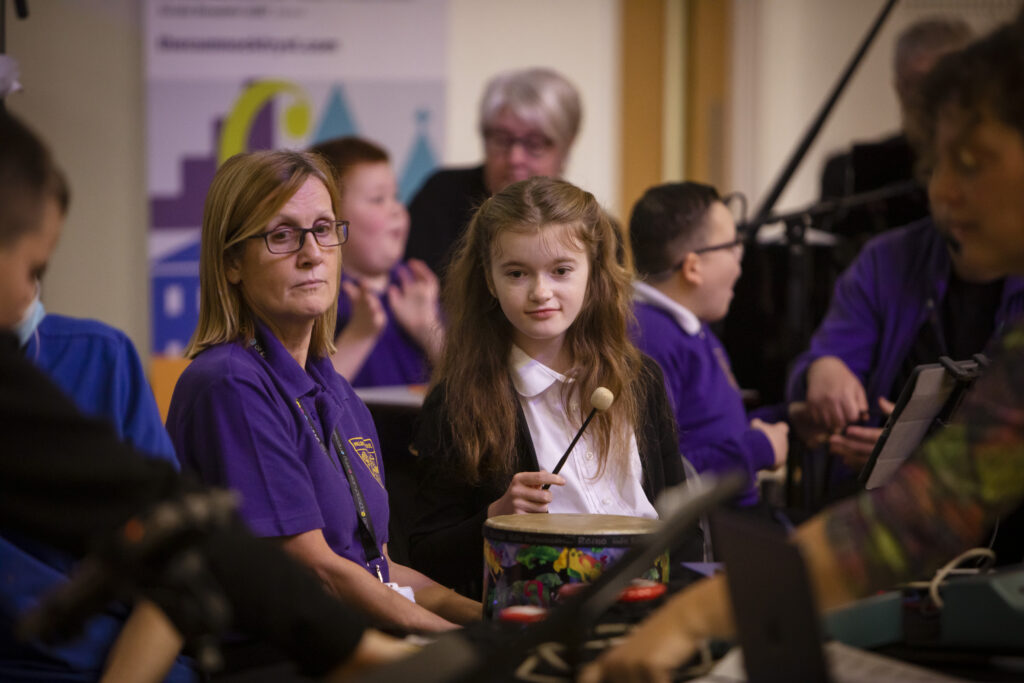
(388, 259, 443, 362)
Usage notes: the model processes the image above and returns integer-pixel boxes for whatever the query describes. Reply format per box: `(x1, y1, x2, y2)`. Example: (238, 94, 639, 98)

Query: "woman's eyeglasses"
(249, 221, 349, 254)
(483, 128, 556, 158)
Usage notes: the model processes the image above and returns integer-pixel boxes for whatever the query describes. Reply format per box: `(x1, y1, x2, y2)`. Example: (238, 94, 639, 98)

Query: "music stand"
(860, 355, 985, 490)
(712, 509, 830, 683)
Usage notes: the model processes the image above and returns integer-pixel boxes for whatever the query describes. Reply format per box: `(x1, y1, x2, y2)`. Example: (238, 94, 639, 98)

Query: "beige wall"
(730, 0, 1023, 216)
(445, 0, 620, 214)
(6, 0, 148, 352)
(5, 0, 621, 360)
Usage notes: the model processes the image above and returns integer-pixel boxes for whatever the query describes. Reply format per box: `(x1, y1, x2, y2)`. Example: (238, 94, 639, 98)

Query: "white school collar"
(632, 281, 702, 336)
(509, 345, 569, 398)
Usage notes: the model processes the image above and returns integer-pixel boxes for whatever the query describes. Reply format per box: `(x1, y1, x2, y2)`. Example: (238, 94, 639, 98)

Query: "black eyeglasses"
(693, 235, 746, 255)
(249, 221, 349, 254)
(665, 234, 746, 274)
(483, 128, 556, 157)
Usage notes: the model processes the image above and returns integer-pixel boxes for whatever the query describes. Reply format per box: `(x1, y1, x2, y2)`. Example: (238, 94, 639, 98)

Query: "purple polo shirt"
(631, 300, 774, 507)
(335, 264, 431, 388)
(167, 322, 390, 581)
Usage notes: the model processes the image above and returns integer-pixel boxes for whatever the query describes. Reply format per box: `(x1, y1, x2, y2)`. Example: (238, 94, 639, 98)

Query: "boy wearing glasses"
(629, 182, 788, 507)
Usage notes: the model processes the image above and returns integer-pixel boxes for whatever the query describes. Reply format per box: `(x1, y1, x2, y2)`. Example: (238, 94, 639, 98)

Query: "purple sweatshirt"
(787, 218, 1024, 409)
(335, 264, 431, 388)
(632, 298, 774, 507)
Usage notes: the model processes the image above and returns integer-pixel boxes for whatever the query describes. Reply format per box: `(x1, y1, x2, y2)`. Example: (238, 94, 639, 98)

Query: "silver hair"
(894, 16, 973, 82)
(478, 67, 582, 150)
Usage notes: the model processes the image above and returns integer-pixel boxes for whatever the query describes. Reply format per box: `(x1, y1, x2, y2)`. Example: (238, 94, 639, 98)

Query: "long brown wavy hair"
(436, 176, 651, 485)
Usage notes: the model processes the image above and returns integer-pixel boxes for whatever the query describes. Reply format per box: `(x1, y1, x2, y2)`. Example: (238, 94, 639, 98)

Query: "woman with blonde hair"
(167, 150, 479, 641)
(409, 176, 696, 598)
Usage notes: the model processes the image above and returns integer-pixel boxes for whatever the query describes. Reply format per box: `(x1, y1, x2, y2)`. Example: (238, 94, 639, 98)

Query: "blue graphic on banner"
(149, 81, 443, 355)
(399, 109, 438, 203)
(152, 241, 201, 355)
(313, 85, 359, 143)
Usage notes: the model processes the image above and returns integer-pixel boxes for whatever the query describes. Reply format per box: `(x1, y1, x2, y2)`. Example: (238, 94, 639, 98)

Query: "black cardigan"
(409, 357, 698, 599)
(405, 164, 489, 276)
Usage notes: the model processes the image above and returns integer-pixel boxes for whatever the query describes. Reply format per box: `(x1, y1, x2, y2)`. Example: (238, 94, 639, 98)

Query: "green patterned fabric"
(824, 321, 1024, 595)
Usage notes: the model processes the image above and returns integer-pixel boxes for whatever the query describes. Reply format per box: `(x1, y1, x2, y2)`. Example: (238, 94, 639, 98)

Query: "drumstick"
(542, 387, 615, 490)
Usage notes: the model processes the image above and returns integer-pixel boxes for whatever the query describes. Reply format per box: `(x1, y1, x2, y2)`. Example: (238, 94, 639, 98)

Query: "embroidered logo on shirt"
(349, 437, 384, 488)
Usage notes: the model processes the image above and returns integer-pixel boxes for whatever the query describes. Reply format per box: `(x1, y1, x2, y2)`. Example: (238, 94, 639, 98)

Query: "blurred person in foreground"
(0, 112, 413, 682)
(582, 19, 1024, 683)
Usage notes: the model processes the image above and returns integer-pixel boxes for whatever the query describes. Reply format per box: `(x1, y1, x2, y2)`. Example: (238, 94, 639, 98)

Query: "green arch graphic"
(218, 80, 312, 164)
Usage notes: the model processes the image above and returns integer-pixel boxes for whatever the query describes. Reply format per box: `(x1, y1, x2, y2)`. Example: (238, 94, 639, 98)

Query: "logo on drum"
(348, 437, 383, 488)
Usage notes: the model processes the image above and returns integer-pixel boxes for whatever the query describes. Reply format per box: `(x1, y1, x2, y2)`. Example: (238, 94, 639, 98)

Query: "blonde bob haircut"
(185, 149, 342, 359)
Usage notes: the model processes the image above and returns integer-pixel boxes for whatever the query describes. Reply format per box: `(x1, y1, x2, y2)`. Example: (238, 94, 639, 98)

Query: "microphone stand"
(738, 178, 923, 365)
(749, 0, 900, 229)
(740, 179, 922, 236)
(738, 179, 925, 508)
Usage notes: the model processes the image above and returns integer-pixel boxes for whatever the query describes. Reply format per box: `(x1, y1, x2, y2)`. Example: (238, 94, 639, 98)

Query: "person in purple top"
(310, 136, 442, 387)
(786, 219, 1024, 482)
(628, 182, 789, 507)
(1, 113, 422, 682)
(582, 19, 1024, 680)
(166, 149, 479, 635)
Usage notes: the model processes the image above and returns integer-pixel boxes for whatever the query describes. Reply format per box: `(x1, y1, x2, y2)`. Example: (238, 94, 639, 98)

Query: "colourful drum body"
(482, 513, 666, 619)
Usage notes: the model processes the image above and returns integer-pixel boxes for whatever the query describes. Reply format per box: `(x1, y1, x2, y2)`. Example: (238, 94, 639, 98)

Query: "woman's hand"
(388, 260, 444, 362)
(805, 356, 868, 433)
(827, 396, 896, 469)
(487, 471, 565, 517)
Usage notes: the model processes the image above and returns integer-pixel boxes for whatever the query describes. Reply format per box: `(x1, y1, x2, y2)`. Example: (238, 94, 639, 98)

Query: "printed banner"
(145, 0, 446, 355)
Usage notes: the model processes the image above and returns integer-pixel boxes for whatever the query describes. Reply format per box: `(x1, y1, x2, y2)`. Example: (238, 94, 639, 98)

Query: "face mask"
(15, 291, 45, 348)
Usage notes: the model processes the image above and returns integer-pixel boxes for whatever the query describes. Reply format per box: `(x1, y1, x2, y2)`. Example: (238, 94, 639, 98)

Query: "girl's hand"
(388, 260, 444, 361)
(342, 279, 387, 341)
(487, 471, 565, 517)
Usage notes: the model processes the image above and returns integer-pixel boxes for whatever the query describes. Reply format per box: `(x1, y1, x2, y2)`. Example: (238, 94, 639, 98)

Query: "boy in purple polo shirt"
(628, 182, 788, 506)
(311, 137, 443, 388)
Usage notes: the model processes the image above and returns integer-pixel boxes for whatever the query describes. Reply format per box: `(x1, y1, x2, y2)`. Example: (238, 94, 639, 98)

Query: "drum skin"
(482, 513, 666, 619)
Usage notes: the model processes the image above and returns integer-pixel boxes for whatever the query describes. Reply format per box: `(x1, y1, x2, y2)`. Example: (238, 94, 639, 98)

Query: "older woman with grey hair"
(405, 67, 582, 274)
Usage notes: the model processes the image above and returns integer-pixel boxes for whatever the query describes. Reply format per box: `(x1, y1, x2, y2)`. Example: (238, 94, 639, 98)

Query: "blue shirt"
(167, 322, 390, 582)
(335, 265, 431, 388)
(631, 298, 774, 507)
(0, 314, 193, 682)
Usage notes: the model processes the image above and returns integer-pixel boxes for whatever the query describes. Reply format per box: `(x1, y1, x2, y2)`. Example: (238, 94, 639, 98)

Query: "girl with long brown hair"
(409, 176, 693, 598)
